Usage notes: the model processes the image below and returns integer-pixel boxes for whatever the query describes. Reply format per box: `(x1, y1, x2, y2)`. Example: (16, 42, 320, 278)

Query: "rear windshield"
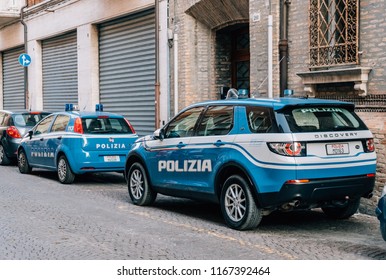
(12, 113, 50, 127)
(82, 117, 134, 134)
(283, 107, 368, 132)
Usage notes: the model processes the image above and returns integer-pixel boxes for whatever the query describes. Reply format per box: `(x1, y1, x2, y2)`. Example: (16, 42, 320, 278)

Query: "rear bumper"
(258, 174, 375, 209)
(3, 139, 21, 159)
(69, 153, 127, 174)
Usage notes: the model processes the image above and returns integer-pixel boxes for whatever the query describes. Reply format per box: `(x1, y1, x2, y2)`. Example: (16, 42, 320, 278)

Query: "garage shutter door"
(42, 31, 78, 112)
(2, 46, 25, 110)
(99, 9, 156, 136)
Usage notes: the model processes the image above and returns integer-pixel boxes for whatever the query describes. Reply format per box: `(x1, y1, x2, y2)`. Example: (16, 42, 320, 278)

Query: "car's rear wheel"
(18, 149, 32, 174)
(0, 144, 11, 165)
(57, 155, 75, 184)
(321, 198, 360, 219)
(220, 175, 262, 230)
(127, 162, 157, 206)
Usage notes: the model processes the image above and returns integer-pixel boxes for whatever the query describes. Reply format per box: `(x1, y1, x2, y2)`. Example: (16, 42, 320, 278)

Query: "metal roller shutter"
(2, 46, 25, 110)
(42, 31, 78, 111)
(99, 9, 156, 136)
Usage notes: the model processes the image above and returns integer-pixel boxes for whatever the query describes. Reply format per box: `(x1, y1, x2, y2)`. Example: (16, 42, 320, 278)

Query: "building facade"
(0, 0, 385, 211)
(168, 0, 386, 212)
(0, 0, 157, 135)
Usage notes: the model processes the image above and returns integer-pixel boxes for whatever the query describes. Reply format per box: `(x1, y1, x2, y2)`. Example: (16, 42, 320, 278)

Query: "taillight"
(268, 142, 306, 157)
(364, 138, 375, 152)
(6, 126, 22, 139)
(124, 119, 136, 134)
(74, 117, 84, 134)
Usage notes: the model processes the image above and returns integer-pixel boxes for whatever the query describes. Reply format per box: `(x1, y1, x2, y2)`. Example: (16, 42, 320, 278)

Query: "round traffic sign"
(18, 53, 32, 67)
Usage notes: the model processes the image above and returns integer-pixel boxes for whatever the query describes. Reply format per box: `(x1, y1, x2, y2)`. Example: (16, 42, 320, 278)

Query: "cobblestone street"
(0, 165, 385, 260)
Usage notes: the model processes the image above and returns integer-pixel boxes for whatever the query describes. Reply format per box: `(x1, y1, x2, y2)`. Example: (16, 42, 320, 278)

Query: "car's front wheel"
(127, 162, 157, 206)
(0, 144, 11, 165)
(18, 149, 32, 174)
(57, 155, 75, 184)
(321, 198, 360, 219)
(220, 175, 262, 230)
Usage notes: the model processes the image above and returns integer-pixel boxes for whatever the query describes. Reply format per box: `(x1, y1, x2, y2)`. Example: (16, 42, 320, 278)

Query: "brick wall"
(358, 113, 386, 214)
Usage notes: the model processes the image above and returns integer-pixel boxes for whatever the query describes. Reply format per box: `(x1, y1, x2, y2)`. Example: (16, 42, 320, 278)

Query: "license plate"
(326, 143, 349, 155)
(104, 155, 120, 162)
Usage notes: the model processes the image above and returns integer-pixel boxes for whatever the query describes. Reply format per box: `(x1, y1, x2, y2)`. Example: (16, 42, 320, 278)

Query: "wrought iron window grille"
(309, 0, 359, 68)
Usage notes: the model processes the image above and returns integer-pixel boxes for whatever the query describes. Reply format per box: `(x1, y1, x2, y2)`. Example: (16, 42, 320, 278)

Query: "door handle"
(213, 140, 225, 147)
(177, 142, 186, 149)
(57, 136, 62, 140)
(39, 138, 44, 141)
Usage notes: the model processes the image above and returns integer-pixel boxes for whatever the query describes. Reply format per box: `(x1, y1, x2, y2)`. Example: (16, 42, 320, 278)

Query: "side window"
(246, 106, 275, 133)
(34, 115, 55, 135)
(51, 115, 70, 132)
(0, 113, 6, 126)
(164, 107, 204, 139)
(196, 106, 234, 136)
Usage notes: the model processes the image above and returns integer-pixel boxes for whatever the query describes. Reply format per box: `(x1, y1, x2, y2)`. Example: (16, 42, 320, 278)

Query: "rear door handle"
(213, 140, 225, 147)
(57, 136, 62, 140)
(177, 142, 186, 149)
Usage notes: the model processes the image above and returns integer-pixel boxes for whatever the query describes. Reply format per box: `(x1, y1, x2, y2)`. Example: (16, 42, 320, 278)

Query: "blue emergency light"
(65, 104, 79, 111)
(95, 104, 104, 112)
(65, 104, 74, 111)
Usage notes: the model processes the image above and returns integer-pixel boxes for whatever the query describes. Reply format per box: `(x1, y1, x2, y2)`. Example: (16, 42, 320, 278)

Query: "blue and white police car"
(125, 93, 376, 230)
(18, 104, 138, 184)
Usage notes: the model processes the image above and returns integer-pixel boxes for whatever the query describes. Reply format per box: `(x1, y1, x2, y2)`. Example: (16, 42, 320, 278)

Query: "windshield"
(283, 107, 368, 132)
(12, 113, 50, 127)
(82, 117, 134, 134)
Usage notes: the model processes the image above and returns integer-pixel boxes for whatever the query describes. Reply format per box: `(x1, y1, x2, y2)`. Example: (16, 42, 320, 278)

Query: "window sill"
(297, 67, 372, 97)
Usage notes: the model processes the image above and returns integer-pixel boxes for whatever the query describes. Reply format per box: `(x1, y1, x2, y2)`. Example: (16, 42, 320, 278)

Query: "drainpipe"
(173, 33, 178, 116)
(155, 0, 160, 128)
(279, 0, 290, 97)
(20, 4, 28, 109)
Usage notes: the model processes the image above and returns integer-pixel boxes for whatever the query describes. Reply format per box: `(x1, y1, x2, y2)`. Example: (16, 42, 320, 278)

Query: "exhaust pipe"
(281, 199, 301, 211)
(288, 200, 300, 207)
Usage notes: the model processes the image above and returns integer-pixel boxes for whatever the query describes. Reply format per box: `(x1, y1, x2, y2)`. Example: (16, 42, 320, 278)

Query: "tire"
(322, 198, 360, 219)
(57, 155, 75, 184)
(381, 221, 386, 242)
(18, 149, 32, 174)
(220, 175, 262, 230)
(127, 162, 157, 206)
(0, 144, 11, 165)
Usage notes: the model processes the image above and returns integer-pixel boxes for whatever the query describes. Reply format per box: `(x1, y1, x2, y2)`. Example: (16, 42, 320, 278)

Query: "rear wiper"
(333, 126, 356, 131)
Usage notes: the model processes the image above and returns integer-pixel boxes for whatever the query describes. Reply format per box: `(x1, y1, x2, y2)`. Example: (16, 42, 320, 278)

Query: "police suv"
(125, 93, 376, 230)
(18, 104, 138, 184)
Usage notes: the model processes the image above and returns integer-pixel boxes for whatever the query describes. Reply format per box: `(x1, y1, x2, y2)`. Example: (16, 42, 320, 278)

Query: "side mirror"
(28, 130, 33, 139)
(153, 128, 165, 141)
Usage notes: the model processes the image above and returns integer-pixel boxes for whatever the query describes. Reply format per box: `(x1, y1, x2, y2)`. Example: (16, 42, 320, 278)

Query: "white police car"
(125, 94, 376, 230)
(18, 104, 138, 184)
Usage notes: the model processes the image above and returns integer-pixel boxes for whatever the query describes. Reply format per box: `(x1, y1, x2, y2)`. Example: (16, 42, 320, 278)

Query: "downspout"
(173, 33, 178, 116)
(155, 0, 160, 128)
(20, 4, 28, 109)
(279, 0, 290, 97)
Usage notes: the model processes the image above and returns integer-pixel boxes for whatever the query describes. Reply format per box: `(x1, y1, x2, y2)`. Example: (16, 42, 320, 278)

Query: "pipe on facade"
(155, 0, 160, 129)
(173, 33, 178, 116)
(279, 0, 290, 97)
(20, 4, 28, 109)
